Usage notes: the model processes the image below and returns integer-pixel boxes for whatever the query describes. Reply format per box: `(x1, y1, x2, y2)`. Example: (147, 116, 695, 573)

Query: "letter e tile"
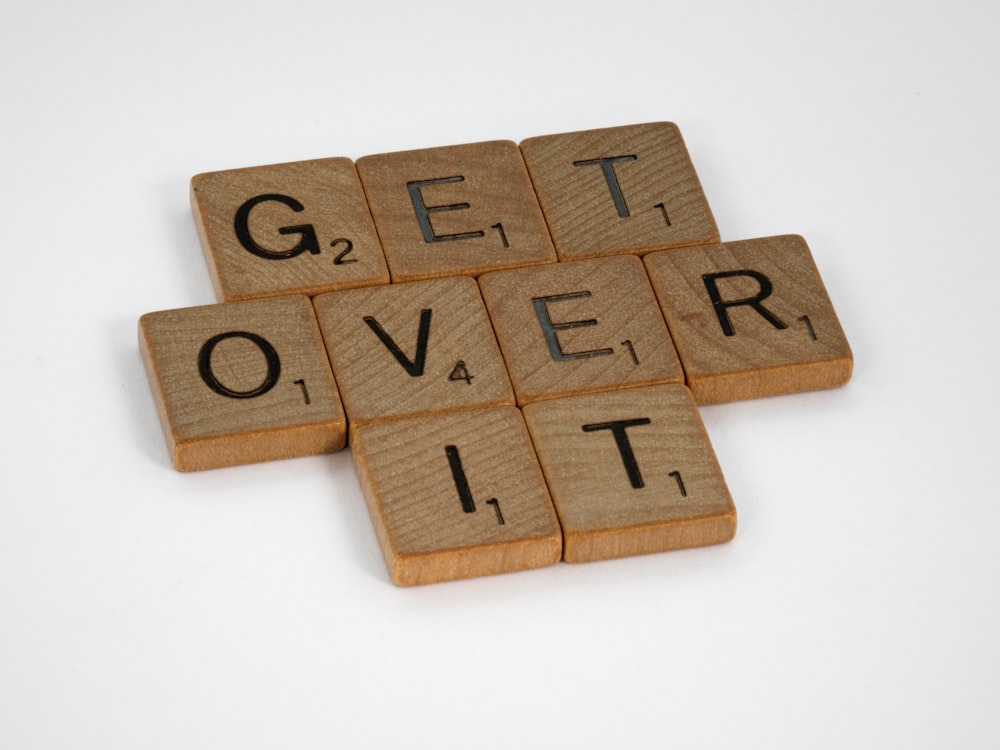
(522, 384, 736, 563)
(644, 235, 853, 403)
(351, 407, 562, 585)
(356, 141, 556, 281)
(138, 296, 346, 471)
(479, 255, 684, 405)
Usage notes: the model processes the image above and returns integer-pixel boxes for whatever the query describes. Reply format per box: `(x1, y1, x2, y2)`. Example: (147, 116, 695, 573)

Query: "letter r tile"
(313, 276, 514, 429)
(522, 384, 736, 563)
(191, 158, 389, 301)
(355, 141, 557, 281)
(138, 295, 347, 471)
(351, 407, 562, 586)
(644, 235, 853, 404)
(478, 255, 684, 405)
(520, 122, 719, 260)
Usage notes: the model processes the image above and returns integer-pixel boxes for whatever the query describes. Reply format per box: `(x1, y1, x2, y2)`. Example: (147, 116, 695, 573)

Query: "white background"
(2, 1, 998, 747)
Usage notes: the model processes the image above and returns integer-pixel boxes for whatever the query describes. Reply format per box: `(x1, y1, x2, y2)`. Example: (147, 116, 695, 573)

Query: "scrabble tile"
(644, 235, 853, 404)
(520, 122, 719, 261)
(355, 140, 557, 281)
(352, 407, 562, 586)
(191, 158, 389, 301)
(138, 295, 346, 471)
(522, 384, 736, 563)
(478, 255, 684, 405)
(313, 275, 514, 428)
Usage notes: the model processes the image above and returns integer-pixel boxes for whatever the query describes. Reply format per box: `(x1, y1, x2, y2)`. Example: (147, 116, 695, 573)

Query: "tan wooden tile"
(520, 122, 719, 260)
(478, 255, 684, 405)
(138, 295, 346, 471)
(352, 407, 562, 586)
(313, 275, 514, 429)
(355, 140, 557, 281)
(191, 158, 389, 301)
(644, 235, 853, 404)
(522, 384, 735, 563)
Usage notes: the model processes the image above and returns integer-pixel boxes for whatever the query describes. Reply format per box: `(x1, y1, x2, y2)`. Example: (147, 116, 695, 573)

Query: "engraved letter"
(572, 155, 638, 218)
(702, 270, 787, 337)
(532, 292, 614, 362)
(582, 418, 652, 489)
(198, 331, 281, 399)
(233, 194, 321, 259)
(407, 177, 486, 244)
(364, 309, 432, 377)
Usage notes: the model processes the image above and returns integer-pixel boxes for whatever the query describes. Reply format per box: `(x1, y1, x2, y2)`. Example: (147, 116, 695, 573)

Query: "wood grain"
(522, 384, 735, 563)
(520, 122, 719, 260)
(478, 255, 684, 405)
(313, 275, 514, 429)
(191, 157, 389, 301)
(644, 235, 853, 403)
(356, 140, 556, 281)
(351, 407, 562, 586)
(138, 295, 346, 471)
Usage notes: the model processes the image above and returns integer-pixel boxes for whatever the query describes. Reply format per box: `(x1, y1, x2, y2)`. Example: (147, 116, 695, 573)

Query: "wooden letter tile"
(478, 255, 684, 405)
(519, 122, 719, 261)
(138, 295, 346, 471)
(351, 407, 562, 585)
(355, 140, 557, 281)
(313, 276, 514, 428)
(644, 235, 853, 403)
(191, 158, 389, 301)
(522, 384, 736, 563)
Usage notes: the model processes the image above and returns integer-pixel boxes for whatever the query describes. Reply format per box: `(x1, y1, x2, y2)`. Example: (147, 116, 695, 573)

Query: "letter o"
(198, 331, 281, 399)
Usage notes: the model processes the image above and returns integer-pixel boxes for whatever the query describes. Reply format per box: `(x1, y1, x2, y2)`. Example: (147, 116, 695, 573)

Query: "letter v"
(363, 309, 432, 377)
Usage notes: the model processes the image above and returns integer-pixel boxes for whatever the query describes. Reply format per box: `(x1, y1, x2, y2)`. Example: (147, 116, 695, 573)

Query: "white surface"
(2, 1, 998, 746)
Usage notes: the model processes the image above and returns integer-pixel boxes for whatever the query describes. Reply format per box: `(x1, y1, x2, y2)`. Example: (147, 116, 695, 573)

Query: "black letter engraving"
(198, 331, 281, 399)
(363, 309, 432, 377)
(445, 445, 476, 514)
(293, 378, 311, 404)
(490, 222, 509, 248)
(331, 238, 356, 264)
(572, 155, 638, 218)
(798, 315, 817, 340)
(407, 177, 486, 244)
(653, 202, 672, 226)
(669, 470, 687, 497)
(532, 292, 614, 362)
(486, 498, 505, 525)
(582, 418, 652, 489)
(448, 360, 474, 385)
(233, 194, 320, 260)
(621, 339, 639, 365)
(702, 270, 787, 337)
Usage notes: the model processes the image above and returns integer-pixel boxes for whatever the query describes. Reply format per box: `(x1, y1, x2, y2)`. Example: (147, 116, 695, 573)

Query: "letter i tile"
(351, 407, 563, 586)
(522, 384, 736, 563)
(644, 235, 853, 403)
(138, 295, 346, 471)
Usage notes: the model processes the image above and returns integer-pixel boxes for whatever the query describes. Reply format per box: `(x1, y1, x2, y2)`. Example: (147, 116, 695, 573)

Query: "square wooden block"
(644, 234, 853, 403)
(522, 384, 736, 563)
(520, 122, 719, 261)
(138, 296, 346, 471)
(478, 255, 684, 405)
(191, 158, 389, 301)
(313, 275, 514, 428)
(352, 407, 562, 586)
(355, 140, 557, 281)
